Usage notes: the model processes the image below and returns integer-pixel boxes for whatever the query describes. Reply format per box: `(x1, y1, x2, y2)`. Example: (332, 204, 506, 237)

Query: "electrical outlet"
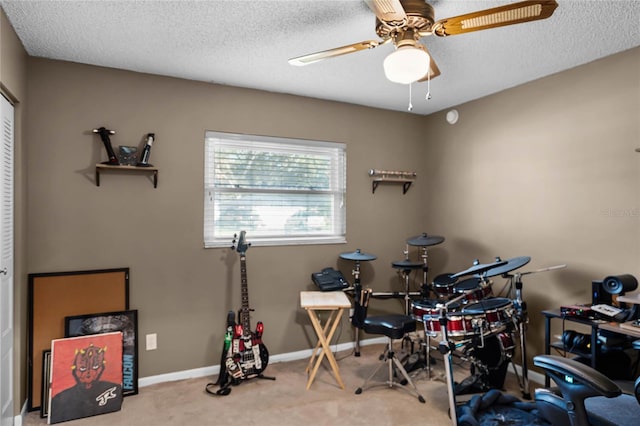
(146, 333, 157, 350)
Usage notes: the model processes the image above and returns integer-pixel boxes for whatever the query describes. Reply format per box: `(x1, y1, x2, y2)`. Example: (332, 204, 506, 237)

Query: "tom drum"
(460, 297, 515, 335)
(453, 277, 493, 304)
(433, 273, 458, 297)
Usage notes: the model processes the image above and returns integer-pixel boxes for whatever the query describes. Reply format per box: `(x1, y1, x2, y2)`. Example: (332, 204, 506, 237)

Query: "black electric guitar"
(224, 231, 270, 382)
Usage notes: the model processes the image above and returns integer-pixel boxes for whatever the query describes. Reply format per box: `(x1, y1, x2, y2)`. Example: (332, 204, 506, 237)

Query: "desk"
(542, 309, 640, 387)
(300, 291, 351, 390)
(542, 310, 602, 382)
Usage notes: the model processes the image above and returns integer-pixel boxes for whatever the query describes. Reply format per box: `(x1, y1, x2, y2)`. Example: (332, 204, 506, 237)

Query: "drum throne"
(351, 286, 425, 403)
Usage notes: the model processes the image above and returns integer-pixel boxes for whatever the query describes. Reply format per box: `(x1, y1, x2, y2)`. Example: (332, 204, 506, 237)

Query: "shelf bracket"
(369, 169, 416, 194)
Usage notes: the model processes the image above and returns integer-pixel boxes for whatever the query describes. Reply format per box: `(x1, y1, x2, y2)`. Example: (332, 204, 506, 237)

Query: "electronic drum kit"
(339, 233, 566, 419)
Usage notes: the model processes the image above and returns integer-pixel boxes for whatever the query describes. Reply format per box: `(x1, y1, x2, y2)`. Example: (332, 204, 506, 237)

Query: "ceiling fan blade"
(364, 0, 407, 24)
(432, 0, 558, 37)
(417, 50, 440, 82)
(288, 40, 386, 66)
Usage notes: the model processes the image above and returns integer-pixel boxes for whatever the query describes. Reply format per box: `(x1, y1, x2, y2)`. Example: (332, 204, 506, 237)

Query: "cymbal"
(451, 258, 508, 279)
(339, 249, 377, 261)
(483, 256, 531, 277)
(391, 259, 423, 270)
(406, 233, 445, 247)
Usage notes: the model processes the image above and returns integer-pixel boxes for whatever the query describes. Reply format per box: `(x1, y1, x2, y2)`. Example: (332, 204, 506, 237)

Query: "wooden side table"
(300, 291, 351, 390)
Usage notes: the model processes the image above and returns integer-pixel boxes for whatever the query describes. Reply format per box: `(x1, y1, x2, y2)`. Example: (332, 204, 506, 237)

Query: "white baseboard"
(138, 337, 546, 389)
(138, 336, 387, 388)
(138, 336, 545, 389)
(15, 400, 27, 426)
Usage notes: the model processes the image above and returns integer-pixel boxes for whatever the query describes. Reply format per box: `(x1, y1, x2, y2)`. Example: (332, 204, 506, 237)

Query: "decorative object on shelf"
(137, 133, 155, 167)
(92, 127, 119, 165)
(118, 146, 138, 166)
(369, 168, 416, 194)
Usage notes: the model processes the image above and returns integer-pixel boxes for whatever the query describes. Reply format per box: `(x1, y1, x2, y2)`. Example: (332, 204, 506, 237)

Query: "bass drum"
(471, 332, 515, 389)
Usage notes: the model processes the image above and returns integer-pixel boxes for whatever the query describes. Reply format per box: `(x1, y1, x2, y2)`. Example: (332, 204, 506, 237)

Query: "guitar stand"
(207, 370, 276, 397)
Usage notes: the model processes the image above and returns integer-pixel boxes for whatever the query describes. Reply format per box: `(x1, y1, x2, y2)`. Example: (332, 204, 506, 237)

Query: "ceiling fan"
(289, 0, 558, 85)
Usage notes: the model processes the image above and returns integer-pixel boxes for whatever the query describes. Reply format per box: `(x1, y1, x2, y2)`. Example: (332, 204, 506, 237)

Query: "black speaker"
(602, 274, 638, 295)
(592, 280, 610, 305)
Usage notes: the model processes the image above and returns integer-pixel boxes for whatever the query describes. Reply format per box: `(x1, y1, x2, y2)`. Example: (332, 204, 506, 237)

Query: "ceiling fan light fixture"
(383, 44, 430, 84)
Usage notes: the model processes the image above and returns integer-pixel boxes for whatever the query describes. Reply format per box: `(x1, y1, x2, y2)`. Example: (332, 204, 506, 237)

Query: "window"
(204, 131, 346, 247)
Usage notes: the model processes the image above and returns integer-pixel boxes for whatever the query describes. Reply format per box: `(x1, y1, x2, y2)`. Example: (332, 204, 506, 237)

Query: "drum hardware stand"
(437, 308, 460, 426)
(352, 260, 363, 357)
(403, 245, 413, 315)
(340, 248, 378, 358)
(503, 263, 566, 399)
(424, 291, 473, 380)
(420, 246, 432, 298)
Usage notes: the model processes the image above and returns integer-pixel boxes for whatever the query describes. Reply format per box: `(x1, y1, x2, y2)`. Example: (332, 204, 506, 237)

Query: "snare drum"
(413, 300, 474, 339)
(460, 297, 514, 334)
(411, 299, 439, 321)
(432, 273, 458, 297)
(453, 277, 493, 304)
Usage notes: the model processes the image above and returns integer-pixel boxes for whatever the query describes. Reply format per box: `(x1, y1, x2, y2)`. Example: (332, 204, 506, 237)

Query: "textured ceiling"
(2, 0, 639, 115)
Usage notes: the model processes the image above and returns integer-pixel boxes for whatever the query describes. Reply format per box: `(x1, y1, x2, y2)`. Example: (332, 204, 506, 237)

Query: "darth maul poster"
(48, 331, 123, 424)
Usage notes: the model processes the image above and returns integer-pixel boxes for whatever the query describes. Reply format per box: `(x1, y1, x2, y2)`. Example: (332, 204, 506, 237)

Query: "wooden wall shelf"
(95, 164, 158, 188)
(371, 177, 413, 194)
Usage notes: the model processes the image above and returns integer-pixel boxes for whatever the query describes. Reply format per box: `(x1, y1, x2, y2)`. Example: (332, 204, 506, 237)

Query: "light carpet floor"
(23, 343, 531, 426)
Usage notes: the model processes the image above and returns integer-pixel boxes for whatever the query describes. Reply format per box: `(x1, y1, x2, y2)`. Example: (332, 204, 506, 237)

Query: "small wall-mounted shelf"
(95, 164, 158, 188)
(369, 169, 416, 194)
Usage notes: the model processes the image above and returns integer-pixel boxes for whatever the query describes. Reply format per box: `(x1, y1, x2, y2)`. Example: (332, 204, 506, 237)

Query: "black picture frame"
(65, 309, 139, 396)
(40, 350, 51, 419)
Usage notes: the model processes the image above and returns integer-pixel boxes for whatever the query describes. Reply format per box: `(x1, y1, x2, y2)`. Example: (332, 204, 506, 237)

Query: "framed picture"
(65, 309, 139, 396)
(40, 350, 51, 419)
(27, 267, 129, 411)
(48, 332, 124, 424)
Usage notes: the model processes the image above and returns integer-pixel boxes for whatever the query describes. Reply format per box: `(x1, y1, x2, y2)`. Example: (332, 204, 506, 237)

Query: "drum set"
(339, 233, 566, 408)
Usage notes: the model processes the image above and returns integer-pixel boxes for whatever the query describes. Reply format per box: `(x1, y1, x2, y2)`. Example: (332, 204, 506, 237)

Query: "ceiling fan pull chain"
(425, 72, 432, 101)
(408, 83, 413, 111)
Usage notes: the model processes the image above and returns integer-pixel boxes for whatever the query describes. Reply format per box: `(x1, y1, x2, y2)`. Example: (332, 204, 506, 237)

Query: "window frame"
(204, 131, 347, 248)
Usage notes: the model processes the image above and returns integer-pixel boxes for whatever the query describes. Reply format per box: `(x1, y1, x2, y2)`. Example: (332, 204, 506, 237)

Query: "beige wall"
(25, 58, 429, 382)
(18, 39, 640, 411)
(422, 47, 640, 364)
(1, 8, 28, 416)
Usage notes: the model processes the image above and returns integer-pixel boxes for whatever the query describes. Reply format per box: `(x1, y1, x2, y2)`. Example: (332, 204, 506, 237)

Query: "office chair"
(351, 287, 425, 403)
(533, 354, 640, 426)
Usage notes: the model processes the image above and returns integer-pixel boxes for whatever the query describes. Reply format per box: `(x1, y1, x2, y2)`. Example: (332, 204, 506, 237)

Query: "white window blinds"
(204, 131, 346, 247)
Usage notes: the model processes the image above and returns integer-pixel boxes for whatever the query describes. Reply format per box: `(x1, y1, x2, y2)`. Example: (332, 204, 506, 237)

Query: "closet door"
(0, 94, 14, 426)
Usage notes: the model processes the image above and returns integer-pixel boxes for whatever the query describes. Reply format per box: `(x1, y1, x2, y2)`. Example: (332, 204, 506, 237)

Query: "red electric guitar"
(224, 231, 271, 383)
